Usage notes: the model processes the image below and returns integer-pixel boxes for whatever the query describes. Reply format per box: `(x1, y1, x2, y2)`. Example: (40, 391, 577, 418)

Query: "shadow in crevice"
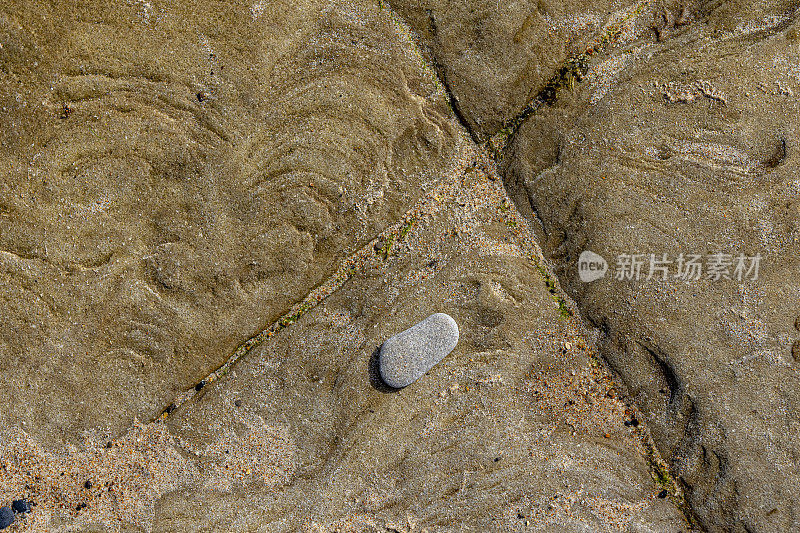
(764, 135, 787, 169)
(368, 345, 401, 394)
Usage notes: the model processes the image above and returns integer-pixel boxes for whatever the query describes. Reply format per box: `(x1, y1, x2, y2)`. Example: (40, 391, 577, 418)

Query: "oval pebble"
(378, 313, 459, 388)
(0, 507, 14, 530)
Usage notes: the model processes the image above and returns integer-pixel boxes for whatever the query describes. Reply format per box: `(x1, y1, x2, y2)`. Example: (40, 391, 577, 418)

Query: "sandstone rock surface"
(159, 157, 690, 532)
(0, 0, 458, 447)
(3, 0, 792, 530)
(388, 0, 642, 136)
(0, 140, 691, 531)
(503, 2, 800, 530)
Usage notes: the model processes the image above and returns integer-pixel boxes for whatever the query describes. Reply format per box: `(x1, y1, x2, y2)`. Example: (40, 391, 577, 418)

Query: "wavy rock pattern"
(504, 1, 800, 530)
(0, 0, 459, 446)
(157, 159, 688, 532)
(388, 0, 643, 137)
(5, 0, 792, 530)
(0, 139, 689, 531)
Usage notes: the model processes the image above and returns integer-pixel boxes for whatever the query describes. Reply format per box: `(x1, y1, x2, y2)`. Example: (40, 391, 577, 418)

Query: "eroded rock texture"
(388, 0, 643, 137)
(504, 1, 800, 530)
(0, 0, 458, 446)
(2, 0, 794, 530)
(0, 146, 688, 531)
(159, 163, 687, 532)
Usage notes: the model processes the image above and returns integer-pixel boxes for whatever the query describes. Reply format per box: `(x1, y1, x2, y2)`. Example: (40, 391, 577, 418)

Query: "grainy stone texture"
(388, 0, 641, 137)
(159, 157, 689, 532)
(378, 312, 459, 388)
(503, 1, 800, 530)
(2, 0, 791, 530)
(0, 145, 691, 531)
(0, 507, 12, 530)
(0, 0, 458, 447)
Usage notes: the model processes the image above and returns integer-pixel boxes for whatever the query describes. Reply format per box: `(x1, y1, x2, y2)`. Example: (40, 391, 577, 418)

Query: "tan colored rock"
(504, 2, 800, 530)
(158, 155, 689, 531)
(0, 144, 689, 531)
(0, 0, 459, 446)
(387, 0, 642, 137)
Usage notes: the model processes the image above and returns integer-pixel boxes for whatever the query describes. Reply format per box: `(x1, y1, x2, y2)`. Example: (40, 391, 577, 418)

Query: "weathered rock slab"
(388, 0, 643, 137)
(0, 0, 459, 447)
(156, 157, 690, 532)
(503, 3, 800, 530)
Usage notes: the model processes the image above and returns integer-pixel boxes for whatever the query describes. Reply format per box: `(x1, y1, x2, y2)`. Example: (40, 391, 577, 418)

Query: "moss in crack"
(489, 2, 650, 156)
(398, 217, 415, 241)
(530, 255, 574, 319)
(539, 54, 592, 105)
(377, 215, 417, 259)
(379, 233, 396, 260)
(654, 463, 672, 490)
(638, 431, 703, 528)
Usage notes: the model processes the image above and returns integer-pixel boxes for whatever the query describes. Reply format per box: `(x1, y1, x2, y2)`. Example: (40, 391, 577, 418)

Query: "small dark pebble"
(105, 442, 113, 449)
(517, 512, 525, 520)
(658, 490, 668, 499)
(12, 499, 31, 514)
(234, 399, 242, 407)
(494, 457, 501, 462)
(84, 480, 93, 489)
(0, 507, 13, 529)
(76, 503, 87, 511)
(195, 380, 206, 391)
(59, 103, 73, 120)
(624, 418, 640, 427)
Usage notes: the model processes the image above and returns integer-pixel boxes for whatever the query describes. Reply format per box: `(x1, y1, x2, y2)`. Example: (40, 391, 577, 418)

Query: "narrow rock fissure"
(153, 218, 413, 421)
(429, 56, 482, 145)
(379, 2, 703, 527)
